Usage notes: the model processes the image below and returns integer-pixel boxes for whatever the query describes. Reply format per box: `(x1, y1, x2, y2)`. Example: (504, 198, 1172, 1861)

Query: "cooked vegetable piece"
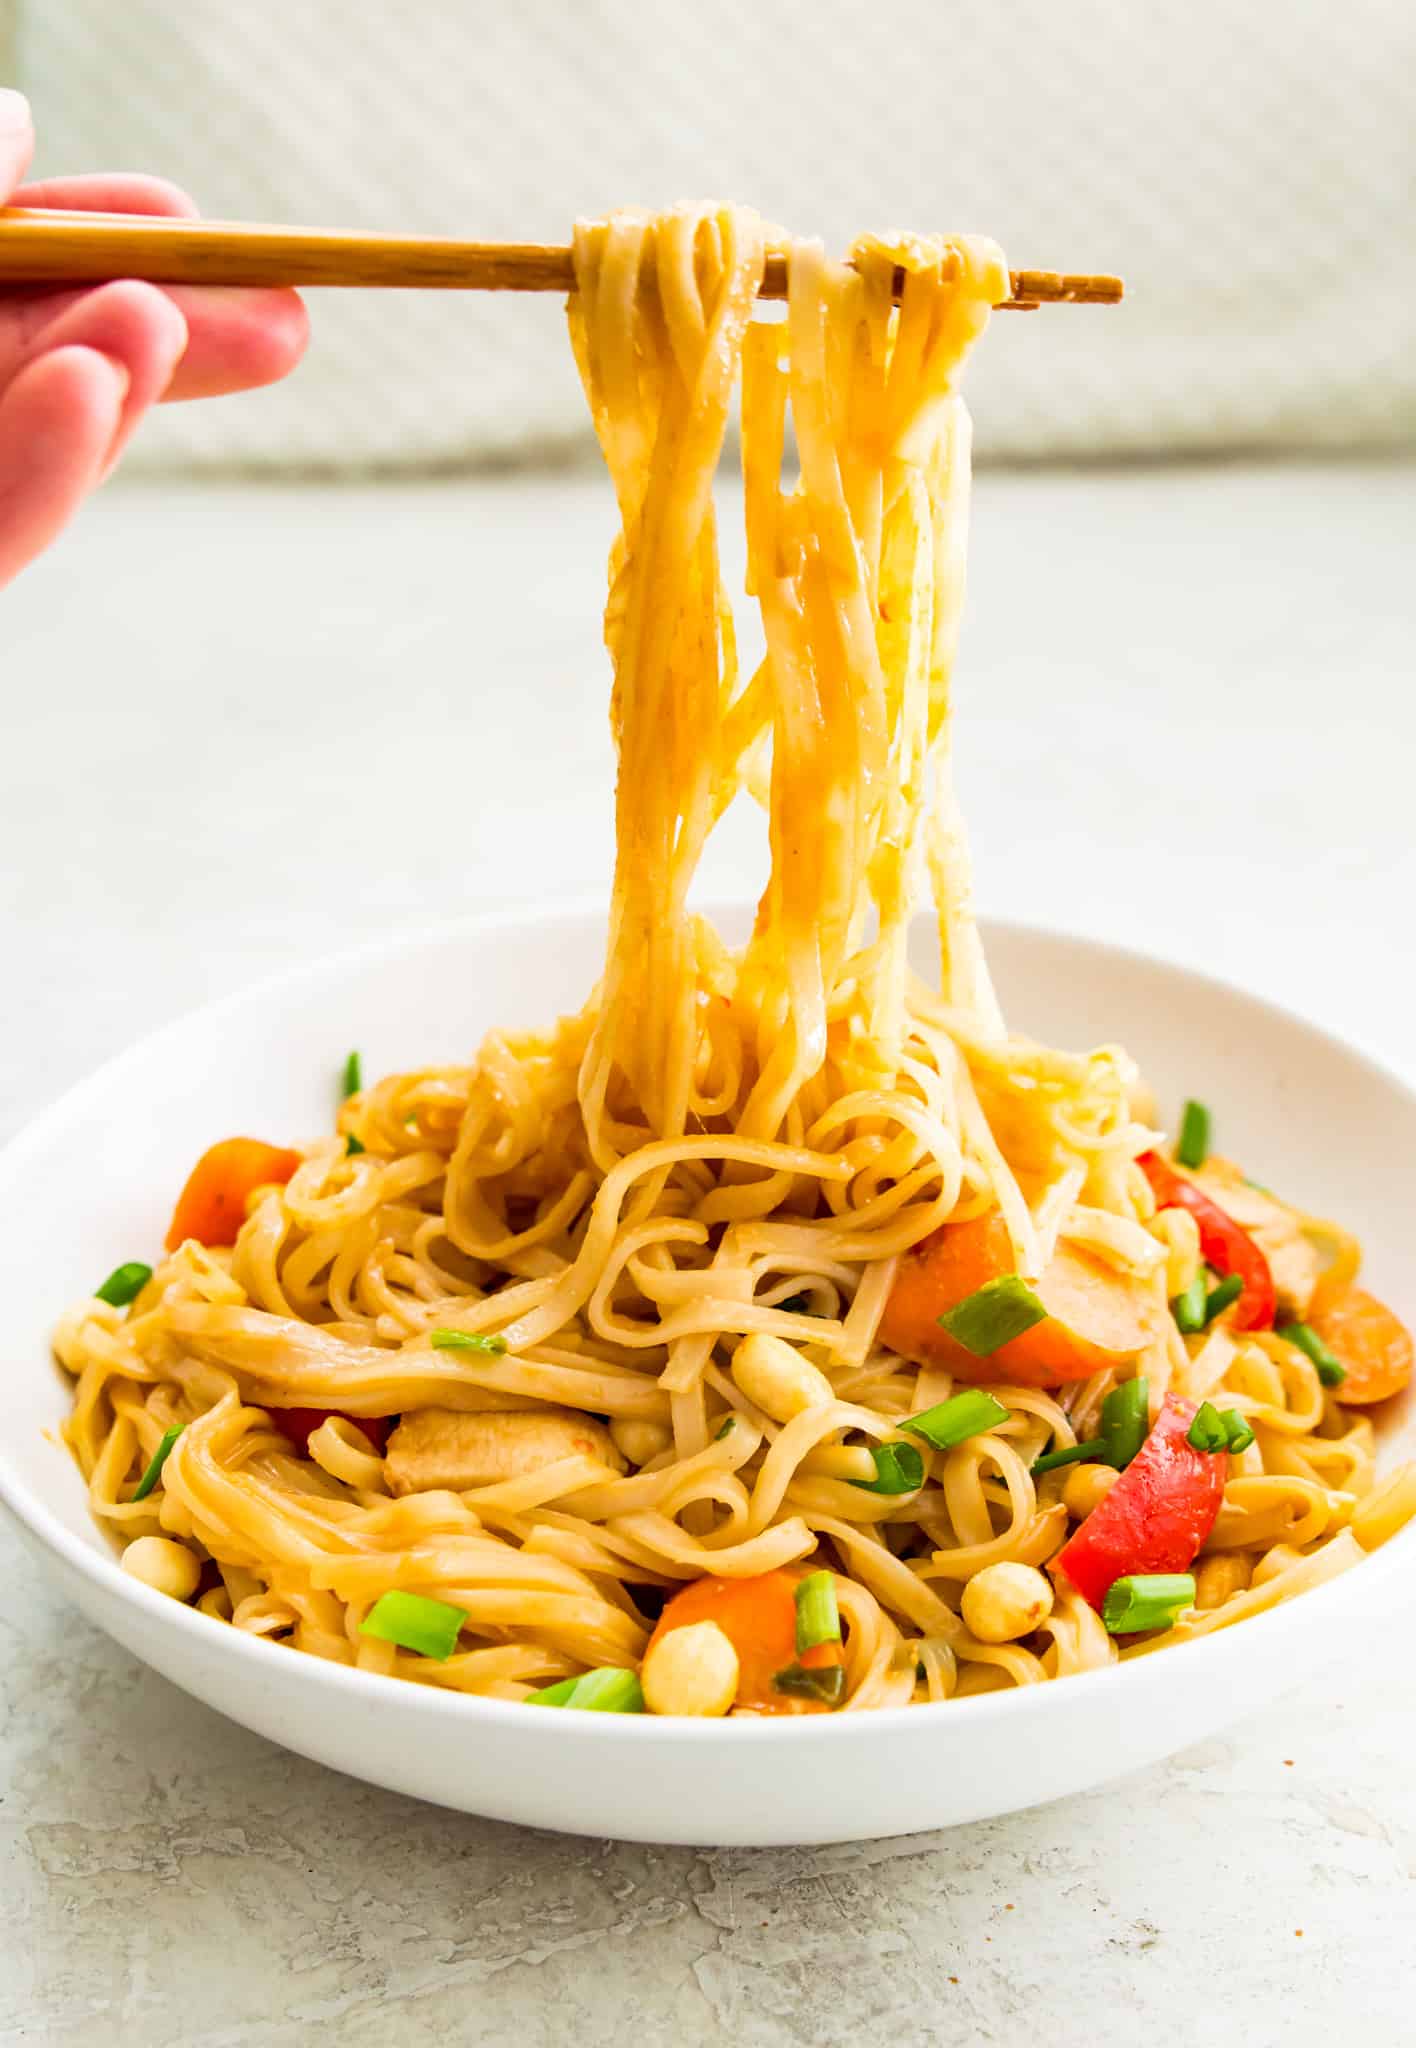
(901, 1388, 1009, 1449)
(131, 1423, 183, 1501)
(1204, 1273, 1244, 1321)
(346, 1134, 366, 1156)
(1172, 1270, 1209, 1334)
(165, 1137, 302, 1252)
(851, 1442, 925, 1495)
(1175, 1099, 1211, 1170)
(95, 1261, 152, 1308)
(772, 1662, 847, 1705)
(1032, 1376, 1147, 1476)
(794, 1571, 841, 1652)
(359, 1589, 466, 1660)
(1140, 1155, 1276, 1332)
(429, 1328, 508, 1355)
(1186, 1401, 1229, 1453)
(273, 1408, 391, 1457)
(532, 1667, 645, 1713)
(1053, 1394, 1228, 1611)
(341, 1050, 362, 1098)
(1278, 1319, 1347, 1388)
(1305, 1287, 1414, 1406)
(646, 1570, 845, 1716)
(938, 1276, 1046, 1356)
(879, 1211, 1155, 1388)
(525, 1676, 581, 1706)
(1217, 1407, 1255, 1453)
(1101, 1573, 1196, 1634)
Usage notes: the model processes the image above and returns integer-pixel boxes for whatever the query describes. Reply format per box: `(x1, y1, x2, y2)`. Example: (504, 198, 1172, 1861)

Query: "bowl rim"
(3, 899, 1415, 1748)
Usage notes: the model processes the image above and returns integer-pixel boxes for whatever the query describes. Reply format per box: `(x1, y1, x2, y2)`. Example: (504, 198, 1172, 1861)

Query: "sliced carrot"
(1308, 1286, 1414, 1407)
(645, 1570, 843, 1716)
(879, 1210, 1156, 1388)
(165, 1137, 302, 1252)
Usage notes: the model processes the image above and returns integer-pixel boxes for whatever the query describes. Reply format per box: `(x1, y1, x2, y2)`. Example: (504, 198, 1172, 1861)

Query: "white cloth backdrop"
(12, 0, 1416, 472)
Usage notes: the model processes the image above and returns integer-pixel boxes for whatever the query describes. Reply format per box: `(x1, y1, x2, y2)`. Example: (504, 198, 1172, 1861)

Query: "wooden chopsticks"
(0, 209, 1122, 309)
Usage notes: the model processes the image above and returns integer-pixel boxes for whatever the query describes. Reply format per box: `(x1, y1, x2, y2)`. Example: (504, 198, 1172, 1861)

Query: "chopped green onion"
(525, 1676, 581, 1706)
(429, 1328, 508, 1355)
(851, 1442, 925, 1495)
(1176, 1099, 1211, 1170)
(715, 1415, 737, 1441)
(526, 1667, 645, 1712)
(1099, 1376, 1149, 1469)
(779, 1292, 811, 1315)
(1218, 1406, 1256, 1453)
(95, 1261, 152, 1309)
(772, 1662, 847, 1707)
(1101, 1573, 1196, 1635)
(794, 1571, 841, 1653)
(1186, 1400, 1229, 1453)
(1243, 1175, 1276, 1197)
(1279, 1320, 1347, 1389)
(1031, 1436, 1105, 1476)
(938, 1275, 1047, 1357)
(1172, 1272, 1208, 1334)
(359, 1589, 467, 1660)
(341, 1050, 362, 1099)
(1033, 1377, 1149, 1477)
(1205, 1273, 1244, 1322)
(131, 1423, 183, 1501)
(902, 1388, 1010, 1450)
(345, 1133, 366, 1157)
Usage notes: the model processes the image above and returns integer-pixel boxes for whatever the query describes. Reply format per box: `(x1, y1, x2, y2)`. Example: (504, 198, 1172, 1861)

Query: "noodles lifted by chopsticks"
(56, 204, 1416, 1718)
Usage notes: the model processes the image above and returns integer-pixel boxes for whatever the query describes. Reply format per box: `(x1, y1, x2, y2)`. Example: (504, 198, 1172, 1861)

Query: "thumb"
(0, 89, 34, 200)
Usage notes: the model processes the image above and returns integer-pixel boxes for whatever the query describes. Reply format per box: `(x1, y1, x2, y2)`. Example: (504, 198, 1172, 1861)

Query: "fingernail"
(0, 88, 32, 134)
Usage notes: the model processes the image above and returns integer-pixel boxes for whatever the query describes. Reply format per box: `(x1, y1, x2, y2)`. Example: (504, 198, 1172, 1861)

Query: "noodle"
(56, 202, 1416, 1716)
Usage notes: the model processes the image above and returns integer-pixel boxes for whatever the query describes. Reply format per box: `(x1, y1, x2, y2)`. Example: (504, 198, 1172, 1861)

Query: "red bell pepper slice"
(1140, 1152, 1276, 1332)
(274, 1408, 391, 1457)
(1053, 1393, 1228, 1610)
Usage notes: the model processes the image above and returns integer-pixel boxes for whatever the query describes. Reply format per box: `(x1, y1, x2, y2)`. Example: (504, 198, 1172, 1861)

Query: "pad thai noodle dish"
(57, 204, 1416, 1718)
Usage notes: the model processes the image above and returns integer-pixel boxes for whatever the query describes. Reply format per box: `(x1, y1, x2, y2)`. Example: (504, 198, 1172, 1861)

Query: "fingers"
(0, 88, 34, 200)
(4, 171, 309, 400)
(11, 171, 198, 218)
(0, 345, 127, 589)
(5, 279, 189, 469)
(155, 283, 309, 399)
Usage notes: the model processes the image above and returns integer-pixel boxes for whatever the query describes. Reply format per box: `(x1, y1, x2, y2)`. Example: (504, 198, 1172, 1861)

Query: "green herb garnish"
(359, 1589, 467, 1660)
(526, 1667, 644, 1712)
(1278, 1320, 1346, 1389)
(131, 1423, 183, 1502)
(851, 1442, 925, 1495)
(95, 1261, 152, 1309)
(1173, 1271, 1209, 1334)
(341, 1050, 362, 1099)
(1176, 1099, 1211, 1170)
(794, 1571, 841, 1654)
(430, 1328, 509, 1355)
(772, 1662, 846, 1707)
(938, 1275, 1047, 1357)
(1101, 1573, 1196, 1635)
(901, 1388, 1009, 1449)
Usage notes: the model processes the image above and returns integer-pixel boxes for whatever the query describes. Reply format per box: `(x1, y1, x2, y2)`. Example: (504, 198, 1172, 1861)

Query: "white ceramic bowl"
(2, 906, 1413, 1847)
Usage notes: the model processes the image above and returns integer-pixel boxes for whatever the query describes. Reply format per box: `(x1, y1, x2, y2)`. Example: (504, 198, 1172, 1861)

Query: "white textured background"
(11, 0, 1416, 471)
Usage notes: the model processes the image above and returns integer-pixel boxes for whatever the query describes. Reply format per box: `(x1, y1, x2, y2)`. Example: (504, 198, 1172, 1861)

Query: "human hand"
(0, 87, 308, 589)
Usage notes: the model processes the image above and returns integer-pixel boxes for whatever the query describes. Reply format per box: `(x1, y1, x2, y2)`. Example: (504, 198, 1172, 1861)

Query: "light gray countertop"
(2, 462, 1414, 2044)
